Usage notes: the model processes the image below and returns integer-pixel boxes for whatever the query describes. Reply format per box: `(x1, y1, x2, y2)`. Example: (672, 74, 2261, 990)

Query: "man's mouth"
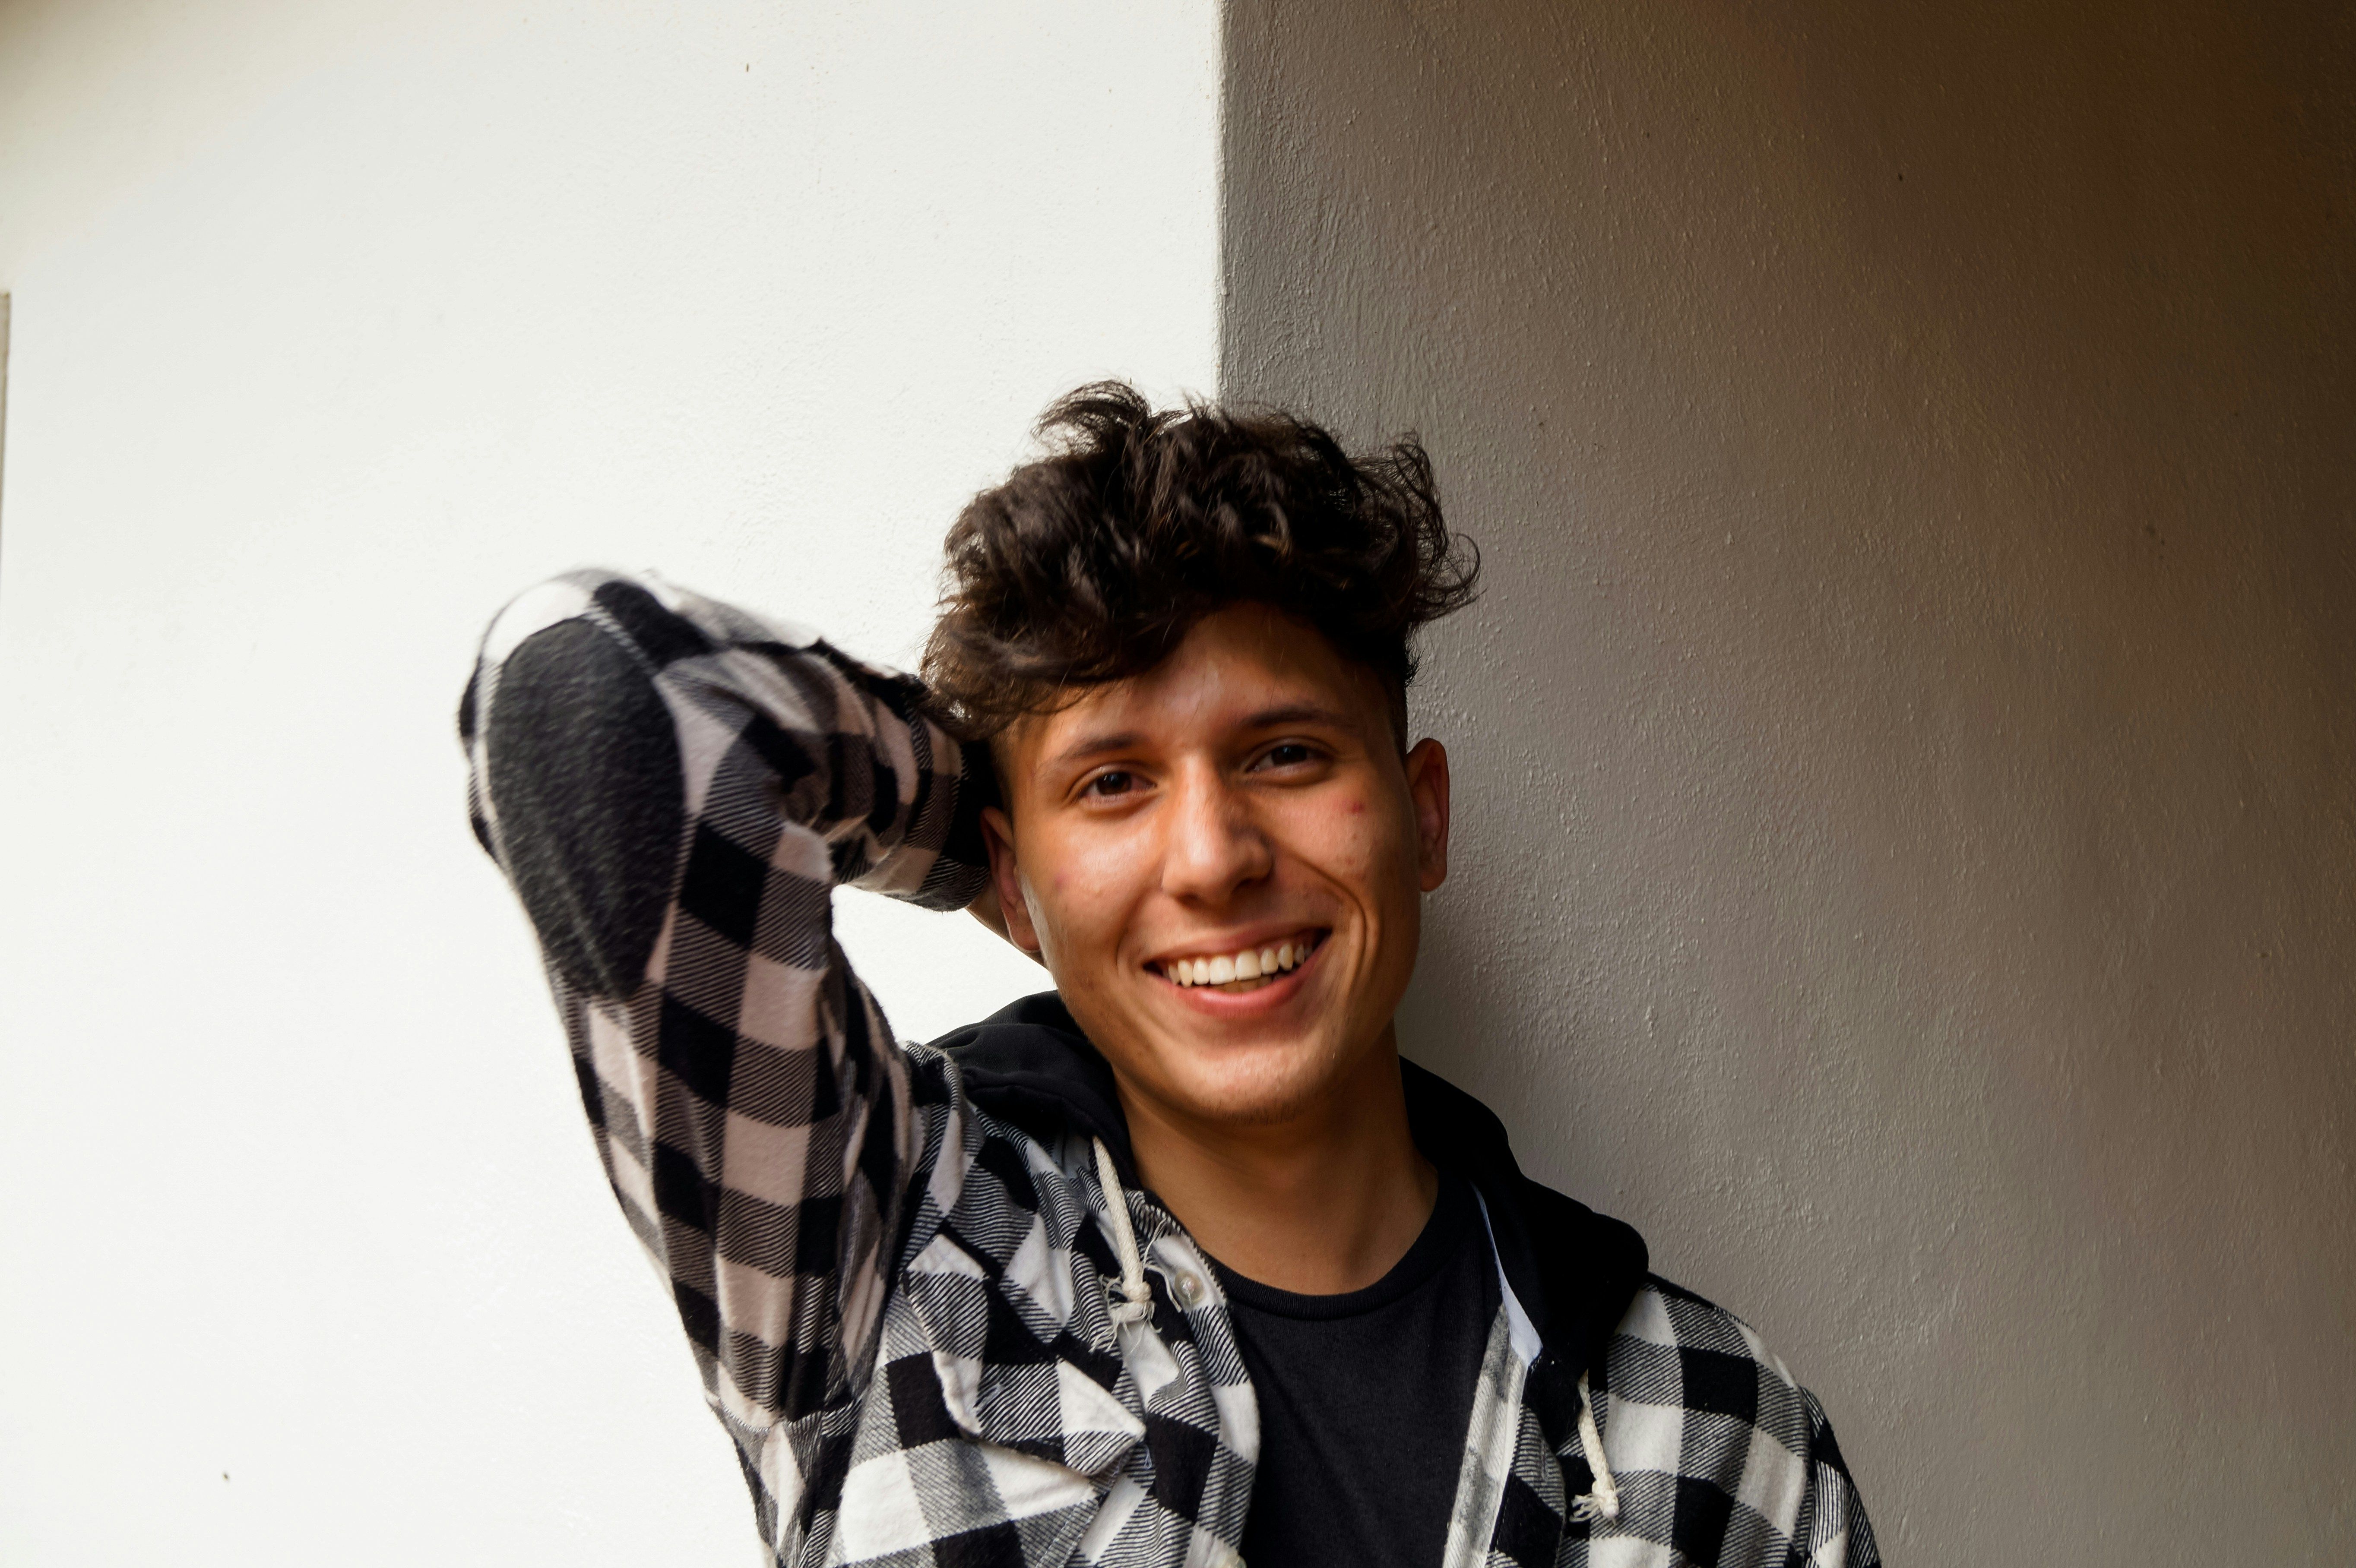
(1150, 929, 1328, 994)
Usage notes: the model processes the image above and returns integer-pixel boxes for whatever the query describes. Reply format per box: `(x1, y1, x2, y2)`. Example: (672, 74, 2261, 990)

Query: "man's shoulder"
(1602, 1280, 1856, 1469)
(1603, 1273, 1825, 1433)
(1614, 1275, 1794, 1377)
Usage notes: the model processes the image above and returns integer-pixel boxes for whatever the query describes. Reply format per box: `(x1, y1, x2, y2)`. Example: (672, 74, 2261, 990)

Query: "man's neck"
(1115, 1025, 1438, 1296)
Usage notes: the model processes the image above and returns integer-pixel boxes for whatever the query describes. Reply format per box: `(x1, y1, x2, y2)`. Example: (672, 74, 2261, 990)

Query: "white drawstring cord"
(1092, 1137, 1154, 1327)
(1568, 1369, 1621, 1525)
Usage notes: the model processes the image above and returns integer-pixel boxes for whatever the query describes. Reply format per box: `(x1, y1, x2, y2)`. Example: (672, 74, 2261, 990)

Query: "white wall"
(0, 2, 1215, 1562)
(1222, 2, 2355, 1563)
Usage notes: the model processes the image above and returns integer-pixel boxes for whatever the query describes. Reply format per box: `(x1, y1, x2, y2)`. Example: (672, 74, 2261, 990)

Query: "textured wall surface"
(0, 2, 1213, 1561)
(1222, 2, 2354, 1562)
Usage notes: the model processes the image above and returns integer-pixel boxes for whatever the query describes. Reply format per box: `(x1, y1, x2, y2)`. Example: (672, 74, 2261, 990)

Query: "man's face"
(982, 604, 1450, 1131)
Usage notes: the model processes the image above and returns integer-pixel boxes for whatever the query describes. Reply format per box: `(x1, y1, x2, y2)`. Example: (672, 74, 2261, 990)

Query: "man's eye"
(1083, 771, 1138, 798)
(1259, 743, 1317, 768)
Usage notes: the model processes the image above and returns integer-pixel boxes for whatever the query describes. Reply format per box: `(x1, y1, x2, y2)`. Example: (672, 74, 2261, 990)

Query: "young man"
(460, 385, 1878, 1567)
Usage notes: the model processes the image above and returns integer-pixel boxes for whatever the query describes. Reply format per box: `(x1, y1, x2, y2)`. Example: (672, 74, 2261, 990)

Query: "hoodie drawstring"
(1568, 1369, 1621, 1524)
(1092, 1137, 1154, 1327)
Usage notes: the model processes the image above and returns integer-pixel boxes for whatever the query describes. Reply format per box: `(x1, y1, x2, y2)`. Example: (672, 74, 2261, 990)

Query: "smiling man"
(461, 385, 1877, 1568)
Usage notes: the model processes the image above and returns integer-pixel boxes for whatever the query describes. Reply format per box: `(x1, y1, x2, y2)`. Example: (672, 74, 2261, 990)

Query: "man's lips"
(1148, 928, 1329, 994)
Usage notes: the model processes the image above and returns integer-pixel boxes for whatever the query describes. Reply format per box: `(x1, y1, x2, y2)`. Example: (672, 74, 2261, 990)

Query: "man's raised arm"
(457, 569, 993, 1439)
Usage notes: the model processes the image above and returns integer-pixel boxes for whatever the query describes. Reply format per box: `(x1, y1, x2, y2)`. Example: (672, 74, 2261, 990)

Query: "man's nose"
(1159, 765, 1273, 904)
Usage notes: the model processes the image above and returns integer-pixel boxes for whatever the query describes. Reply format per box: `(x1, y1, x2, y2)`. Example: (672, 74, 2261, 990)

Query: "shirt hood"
(932, 990, 1649, 1382)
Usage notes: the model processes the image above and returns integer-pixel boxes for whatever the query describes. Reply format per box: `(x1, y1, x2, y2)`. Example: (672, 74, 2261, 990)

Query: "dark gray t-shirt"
(1214, 1169, 1501, 1568)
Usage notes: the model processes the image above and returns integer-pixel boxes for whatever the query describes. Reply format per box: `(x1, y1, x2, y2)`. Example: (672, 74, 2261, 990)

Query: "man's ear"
(1403, 738, 1451, 893)
(978, 805, 1047, 962)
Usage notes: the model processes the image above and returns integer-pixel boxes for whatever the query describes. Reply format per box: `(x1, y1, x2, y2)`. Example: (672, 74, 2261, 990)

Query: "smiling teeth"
(1163, 935, 1318, 989)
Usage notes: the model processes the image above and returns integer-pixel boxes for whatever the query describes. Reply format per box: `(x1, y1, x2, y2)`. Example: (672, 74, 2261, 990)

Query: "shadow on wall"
(1219, 2, 2356, 1566)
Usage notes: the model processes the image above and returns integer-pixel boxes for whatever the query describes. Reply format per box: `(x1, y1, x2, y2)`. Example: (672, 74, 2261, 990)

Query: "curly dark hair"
(922, 382, 1480, 744)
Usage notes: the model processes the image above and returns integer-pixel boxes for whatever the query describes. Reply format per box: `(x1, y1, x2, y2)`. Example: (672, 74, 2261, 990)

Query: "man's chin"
(1147, 1042, 1355, 1129)
(1071, 992, 1365, 1129)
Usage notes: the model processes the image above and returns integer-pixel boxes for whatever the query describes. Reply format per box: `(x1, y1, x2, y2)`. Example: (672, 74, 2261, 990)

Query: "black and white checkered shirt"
(462, 569, 1880, 1567)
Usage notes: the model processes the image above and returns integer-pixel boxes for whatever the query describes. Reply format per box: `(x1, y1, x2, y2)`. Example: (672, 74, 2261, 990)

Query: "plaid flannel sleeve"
(458, 569, 994, 1441)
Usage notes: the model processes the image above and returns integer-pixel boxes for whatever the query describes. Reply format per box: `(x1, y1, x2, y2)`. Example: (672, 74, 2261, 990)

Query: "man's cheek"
(1312, 813, 1401, 888)
(1030, 884, 1111, 974)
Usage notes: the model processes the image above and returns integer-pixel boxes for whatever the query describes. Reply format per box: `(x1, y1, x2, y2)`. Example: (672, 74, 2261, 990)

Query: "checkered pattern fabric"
(462, 570, 1876, 1567)
(1479, 1281, 1878, 1567)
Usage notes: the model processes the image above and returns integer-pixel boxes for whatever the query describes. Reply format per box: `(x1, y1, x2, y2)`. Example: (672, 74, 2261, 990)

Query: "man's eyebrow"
(1044, 729, 1147, 768)
(1040, 705, 1360, 770)
(1242, 702, 1357, 731)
